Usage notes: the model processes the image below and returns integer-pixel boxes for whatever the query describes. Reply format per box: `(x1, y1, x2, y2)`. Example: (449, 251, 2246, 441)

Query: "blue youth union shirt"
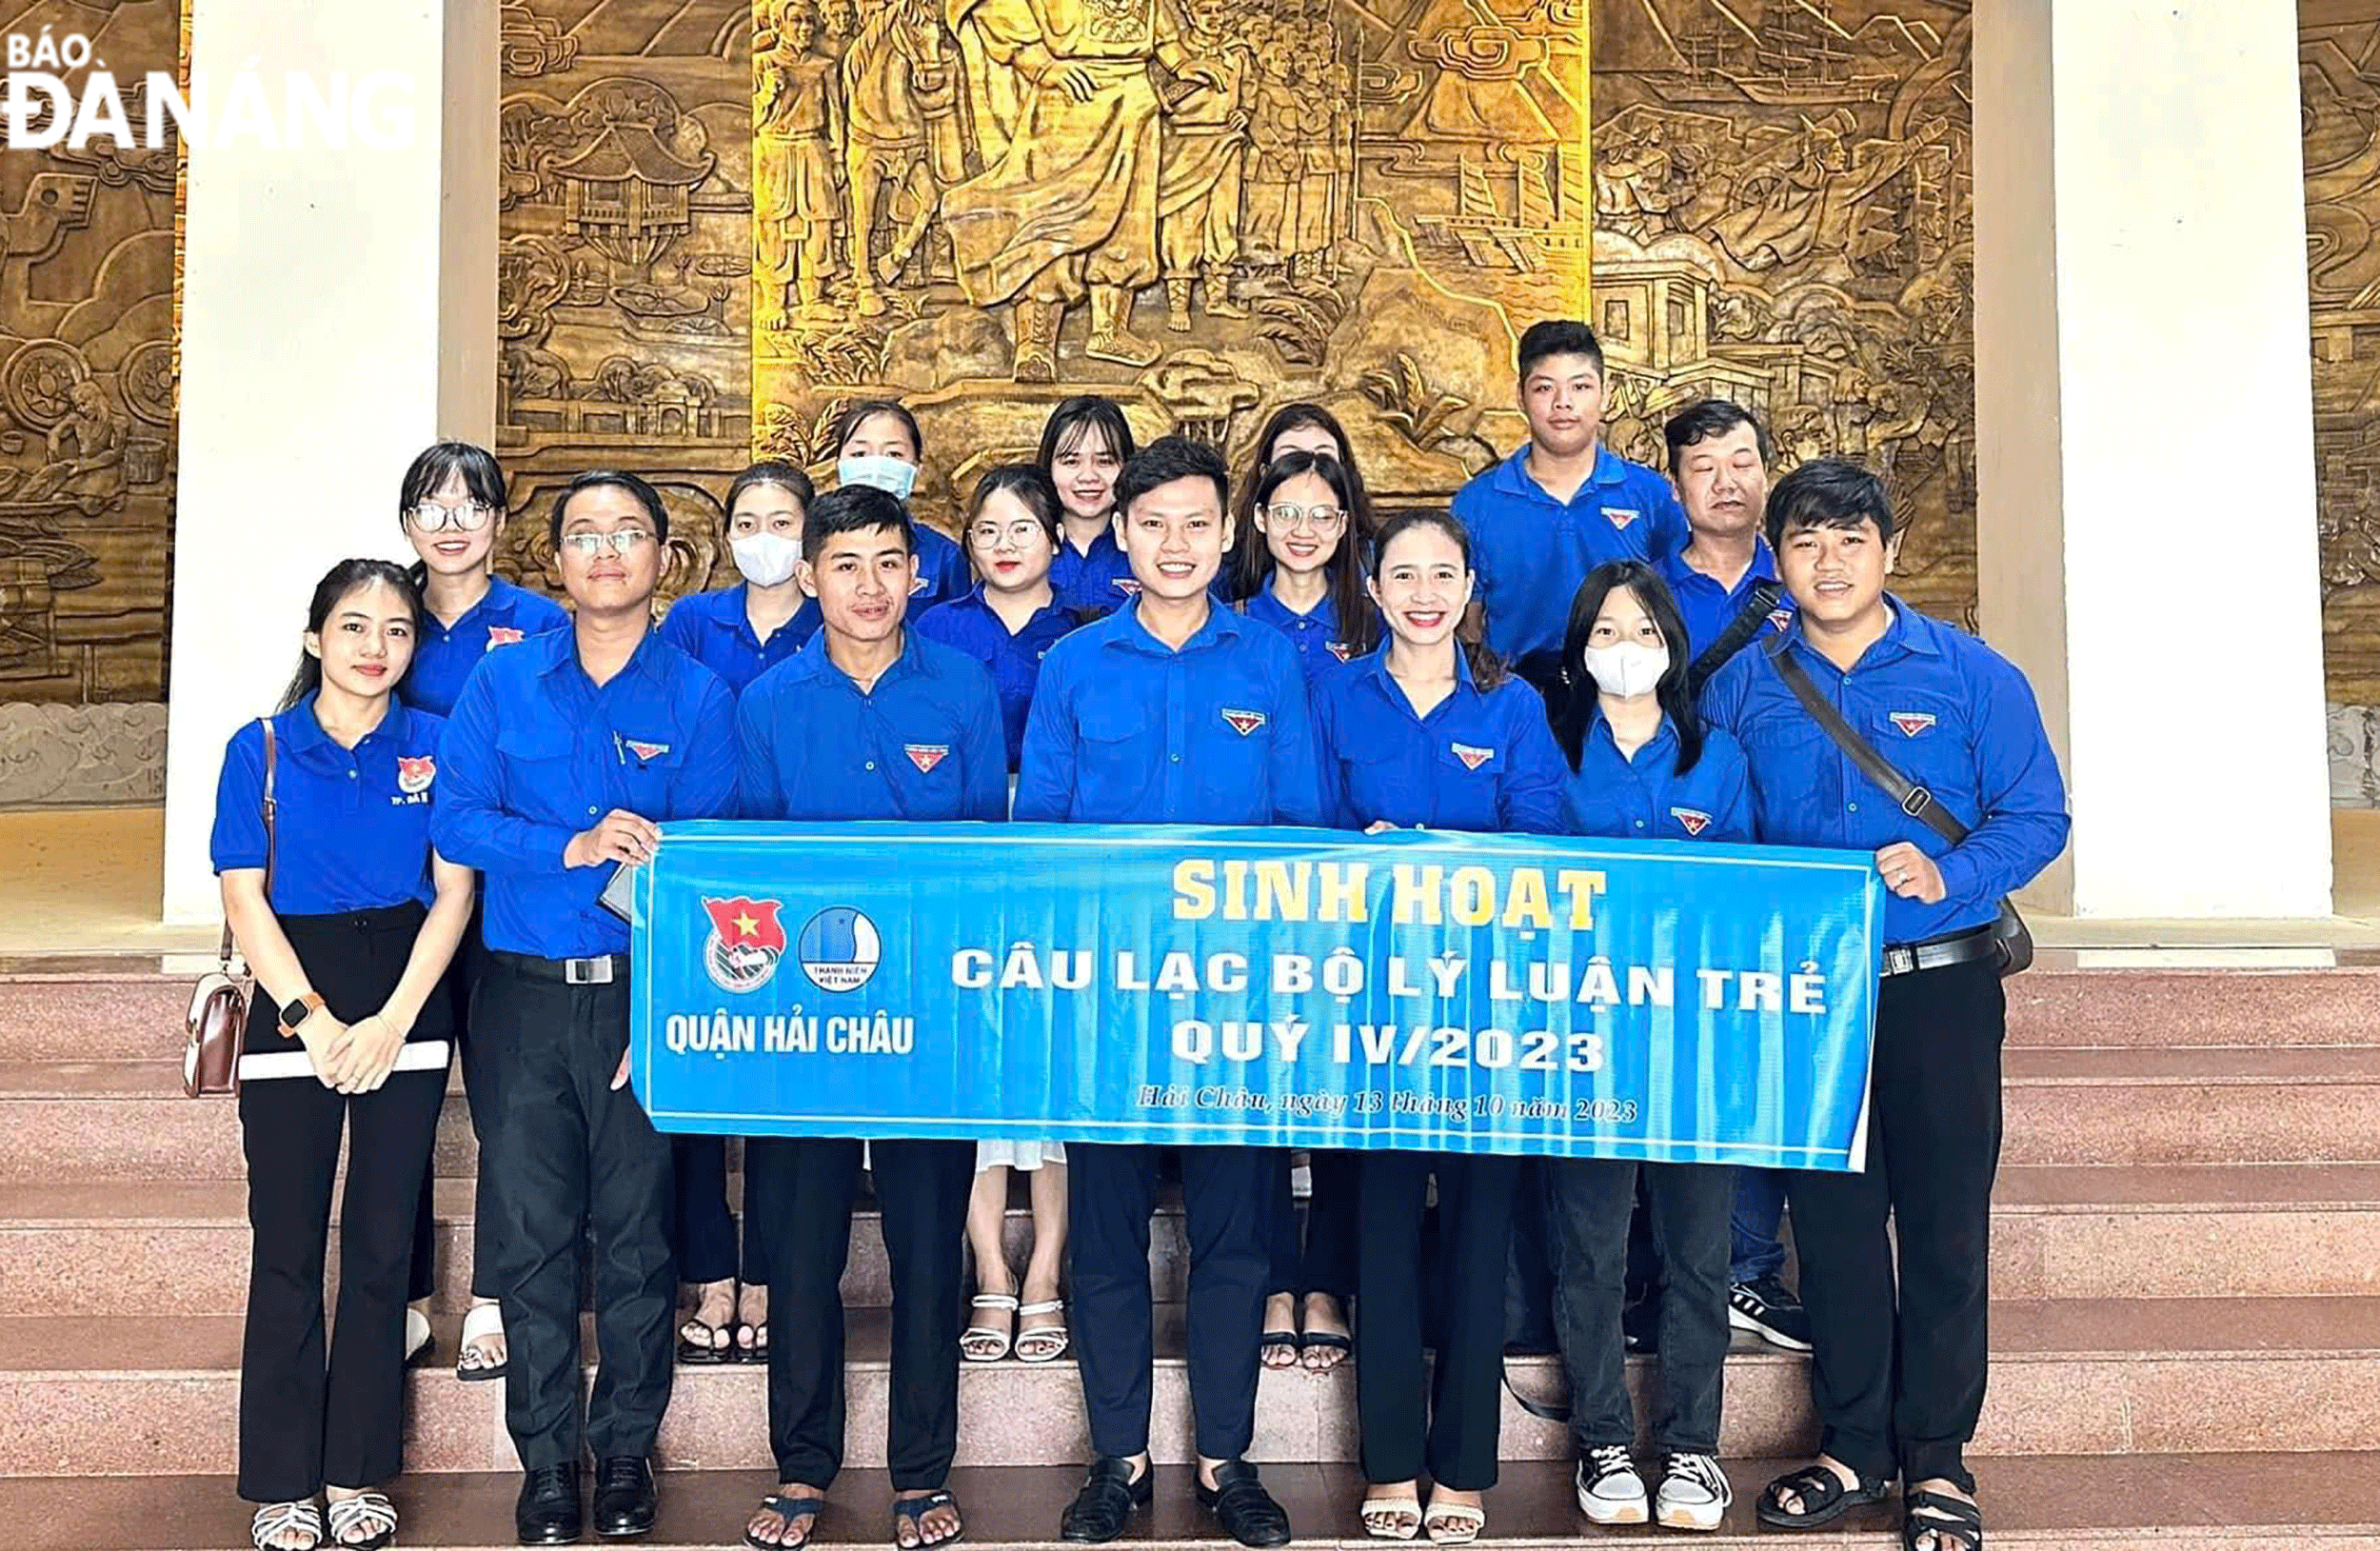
(1015, 602, 1326, 825)
(915, 587, 1075, 771)
(1560, 714, 1754, 845)
(401, 576, 568, 717)
(431, 626, 739, 959)
(1699, 598, 2072, 944)
(1455, 443, 1688, 661)
(1658, 539, 1793, 659)
(658, 584, 814, 694)
(210, 695, 446, 914)
(910, 524, 973, 616)
(1240, 586, 1354, 684)
(1315, 648, 1564, 834)
(1050, 528, 1139, 618)
(735, 627, 1007, 822)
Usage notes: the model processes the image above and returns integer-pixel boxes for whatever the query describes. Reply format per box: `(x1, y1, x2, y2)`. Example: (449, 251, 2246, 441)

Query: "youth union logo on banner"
(797, 906, 883, 993)
(702, 896, 786, 994)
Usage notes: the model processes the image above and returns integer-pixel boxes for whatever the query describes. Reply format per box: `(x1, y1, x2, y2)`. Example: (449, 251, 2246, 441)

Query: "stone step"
(7, 1456, 2380, 1550)
(4, 1297, 2377, 1479)
(9, 1161, 2371, 1320)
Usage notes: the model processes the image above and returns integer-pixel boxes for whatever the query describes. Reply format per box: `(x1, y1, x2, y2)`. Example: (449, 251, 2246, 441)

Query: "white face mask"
(839, 454, 918, 503)
(1580, 642, 1668, 700)
(730, 531, 802, 588)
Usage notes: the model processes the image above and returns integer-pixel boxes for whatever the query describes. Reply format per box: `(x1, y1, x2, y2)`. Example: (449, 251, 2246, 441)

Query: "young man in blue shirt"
(1701, 460, 2069, 1551)
(1018, 437, 1325, 1549)
(1455, 319, 1687, 691)
(734, 485, 1004, 1551)
(432, 470, 740, 1545)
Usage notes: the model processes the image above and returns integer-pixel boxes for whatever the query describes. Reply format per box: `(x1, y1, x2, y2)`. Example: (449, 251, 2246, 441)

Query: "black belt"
(1880, 924, 1997, 979)
(487, 948, 627, 985)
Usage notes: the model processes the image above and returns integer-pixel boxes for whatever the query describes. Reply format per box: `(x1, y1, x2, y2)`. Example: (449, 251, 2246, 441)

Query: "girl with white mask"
(832, 399, 972, 617)
(1542, 560, 1753, 1535)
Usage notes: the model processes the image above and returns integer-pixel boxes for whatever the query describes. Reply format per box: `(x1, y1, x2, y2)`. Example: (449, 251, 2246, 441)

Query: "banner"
(627, 823, 1882, 1168)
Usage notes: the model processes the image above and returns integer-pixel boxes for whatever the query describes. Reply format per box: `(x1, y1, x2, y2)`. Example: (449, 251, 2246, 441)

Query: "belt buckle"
(1882, 945, 1916, 977)
(565, 956, 614, 985)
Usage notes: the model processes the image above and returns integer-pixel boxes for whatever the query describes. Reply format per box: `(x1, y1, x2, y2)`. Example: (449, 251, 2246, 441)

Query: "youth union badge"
(702, 896, 786, 994)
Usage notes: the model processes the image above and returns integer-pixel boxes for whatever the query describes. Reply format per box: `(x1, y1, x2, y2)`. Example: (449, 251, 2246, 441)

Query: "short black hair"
(1763, 458, 1894, 549)
(1114, 434, 1228, 518)
(1664, 400, 1772, 476)
(802, 482, 914, 564)
(836, 399, 923, 459)
(724, 460, 815, 528)
(1517, 319, 1604, 382)
(550, 469, 669, 546)
(400, 441, 506, 519)
(1037, 394, 1136, 471)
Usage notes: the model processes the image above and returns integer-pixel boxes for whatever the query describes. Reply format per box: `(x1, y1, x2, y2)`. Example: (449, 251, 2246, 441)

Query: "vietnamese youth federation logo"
(905, 743, 949, 774)
(798, 907, 883, 993)
(485, 626, 526, 650)
(1220, 707, 1268, 737)
(1671, 806, 1713, 836)
(1451, 743, 1494, 771)
(396, 755, 436, 794)
(624, 738, 671, 762)
(702, 896, 787, 994)
(1889, 711, 1937, 738)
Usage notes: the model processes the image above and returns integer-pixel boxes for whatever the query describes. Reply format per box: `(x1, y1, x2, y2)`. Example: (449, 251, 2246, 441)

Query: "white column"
(162, 0, 496, 924)
(1974, 0, 2333, 920)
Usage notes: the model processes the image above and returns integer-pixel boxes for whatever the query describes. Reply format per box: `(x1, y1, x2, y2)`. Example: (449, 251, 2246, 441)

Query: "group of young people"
(211, 320, 2068, 1551)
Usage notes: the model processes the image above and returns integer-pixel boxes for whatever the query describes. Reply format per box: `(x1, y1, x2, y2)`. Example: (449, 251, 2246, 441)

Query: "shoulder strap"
(1763, 636, 1970, 847)
(1685, 581, 1781, 697)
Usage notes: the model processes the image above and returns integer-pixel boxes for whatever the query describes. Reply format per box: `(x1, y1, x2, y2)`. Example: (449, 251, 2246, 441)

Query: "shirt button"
(347, 770, 357, 780)
(587, 805, 598, 816)
(1171, 753, 1181, 764)
(865, 761, 876, 770)
(1848, 802, 1858, 812)
(1634, 820, 1644, 829)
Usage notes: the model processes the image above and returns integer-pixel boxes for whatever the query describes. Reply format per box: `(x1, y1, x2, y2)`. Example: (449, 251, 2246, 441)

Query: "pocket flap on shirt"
(495, 725, 570, 761)
(1079, 697, 1155, 745)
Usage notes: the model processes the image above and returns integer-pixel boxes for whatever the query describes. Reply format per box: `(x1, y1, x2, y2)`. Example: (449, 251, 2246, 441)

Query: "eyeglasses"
(967, 519, 1048, 548)
(557, 529, 655, 559)
(407, 500, 496, 533)
(1264, 503, 1346, 532)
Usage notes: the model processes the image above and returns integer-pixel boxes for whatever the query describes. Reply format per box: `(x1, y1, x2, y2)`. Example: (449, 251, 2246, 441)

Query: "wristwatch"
(278, 992, 327, 1040)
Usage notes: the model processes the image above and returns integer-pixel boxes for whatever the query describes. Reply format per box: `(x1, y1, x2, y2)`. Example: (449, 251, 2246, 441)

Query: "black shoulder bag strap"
(1684, 580, 1782, 699)
(1765, 636, 2031, 974)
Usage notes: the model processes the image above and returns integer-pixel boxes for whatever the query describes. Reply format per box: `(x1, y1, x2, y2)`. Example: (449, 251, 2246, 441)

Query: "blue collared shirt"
(1700, 598, 2072, 944)
(1050, 528, 1139, 618)
(431, 626, 739, 958)
(658, 584, 812, 694)
(915, 587, 1076, 770)
(1240, 585, 1354, 684)
(1560, 714, 1753, 845)
(1658, 539, 1793, 659)
(211, 695, 446, 914)
(1456, 443, 1688, 661)
(909, 524, 973, 616)
(401, 576, 568, 717)
(1315, 649, 1564, 833)
(1016, 602, 1326, 825)
(737, 628, 1008, 821)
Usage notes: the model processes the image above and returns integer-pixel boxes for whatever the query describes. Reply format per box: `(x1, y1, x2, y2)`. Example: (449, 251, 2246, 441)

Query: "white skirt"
(976, 1140, 1067, 1172)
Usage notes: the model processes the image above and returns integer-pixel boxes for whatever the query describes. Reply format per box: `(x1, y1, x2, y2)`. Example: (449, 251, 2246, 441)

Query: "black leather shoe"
(1060, 1456, 1153, 1542)
(1197, 1461, 1291, 1548)
(515, 1462, 583, 1545)
(593, 1456, 658, 1540)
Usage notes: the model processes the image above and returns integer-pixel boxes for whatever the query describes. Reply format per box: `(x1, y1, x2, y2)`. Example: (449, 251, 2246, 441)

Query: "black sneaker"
(1729, 1275, 1813, 1351)
(1620, 1294, 1659, 1354)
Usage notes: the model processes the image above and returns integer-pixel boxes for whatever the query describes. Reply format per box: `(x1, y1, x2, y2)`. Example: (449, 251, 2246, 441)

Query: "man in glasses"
(433, 469, 740, 1544)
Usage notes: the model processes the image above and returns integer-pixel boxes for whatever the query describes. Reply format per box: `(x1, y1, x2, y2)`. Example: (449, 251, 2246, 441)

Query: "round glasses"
(1263, 502, 1346, 532)
(406, 500, 496, 533)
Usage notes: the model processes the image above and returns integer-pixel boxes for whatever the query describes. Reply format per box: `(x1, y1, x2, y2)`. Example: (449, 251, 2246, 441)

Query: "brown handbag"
(183, 720, 277, 1097)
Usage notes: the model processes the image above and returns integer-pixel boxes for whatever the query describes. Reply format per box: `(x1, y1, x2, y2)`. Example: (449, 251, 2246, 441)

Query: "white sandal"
(1423, 1501, 1485, 1545)
(962, 1294, 1018, 1362)
(1015, 1299, 1069, 1362)
(403, 1306, 433, 1364)
(327, 1491, 397, 1551)
(455, 1302, 506, 1382)
(251, 1501, 324, 1551)
(1360, 1492, 1422, 1541)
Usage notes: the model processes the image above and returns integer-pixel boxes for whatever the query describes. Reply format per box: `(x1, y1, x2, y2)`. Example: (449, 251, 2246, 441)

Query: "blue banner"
(627, 823, 1882, 1169)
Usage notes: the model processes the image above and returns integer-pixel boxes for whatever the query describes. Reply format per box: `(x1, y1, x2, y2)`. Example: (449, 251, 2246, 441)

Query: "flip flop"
(1300, 1330, 1352, 1371)
(1259, 1328, 1300, 1368)
(679, 1311, 733, 1364)
(893, 1489, 964, 1549)
(746, 1493, 824, 1551)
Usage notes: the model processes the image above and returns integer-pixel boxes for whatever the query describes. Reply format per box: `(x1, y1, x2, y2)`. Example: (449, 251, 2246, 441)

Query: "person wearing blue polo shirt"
(432, 469, 739, 1545)
(1313, 510, 1562, 1546)
(215, 559, 475, 1551)
(1455, 320, 1686, 692)
(835, 400, 972, 616)
(1018, 436, 1323, 1550)
(1039, 395, 1140, 618)
(735, 484, 1003, 1551)
(1541, 560, 1749, 1535)
(1229, 448, 1370, 684)
(1703, 460, 2068, 1551)
(390, 441, 567, 1384)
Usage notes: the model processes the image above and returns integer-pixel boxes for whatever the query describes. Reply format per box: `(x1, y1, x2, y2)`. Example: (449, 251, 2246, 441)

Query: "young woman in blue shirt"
(1230, 449, 1371, 685)
(1037, 395, 1139, 617)
(215, 560, 476, 1551)
(658, 461, 822, 694)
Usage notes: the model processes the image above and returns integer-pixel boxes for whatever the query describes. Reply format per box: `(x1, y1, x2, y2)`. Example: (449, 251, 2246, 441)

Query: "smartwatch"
(278, 992, 328, 1040)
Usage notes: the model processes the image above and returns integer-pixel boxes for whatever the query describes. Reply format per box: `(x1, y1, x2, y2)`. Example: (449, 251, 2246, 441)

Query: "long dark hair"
(1223, 403, 1377, 597)
(1234, 450, 1375, 654)
(397, 442, 506, 588)
(1551, 560, 1703, 775)
(1365, 509, 1500, 687)
(278, 559, 423, 712)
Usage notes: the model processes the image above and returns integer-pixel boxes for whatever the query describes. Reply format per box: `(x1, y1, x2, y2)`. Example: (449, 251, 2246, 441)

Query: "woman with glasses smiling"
(393, 442, 567, 1387)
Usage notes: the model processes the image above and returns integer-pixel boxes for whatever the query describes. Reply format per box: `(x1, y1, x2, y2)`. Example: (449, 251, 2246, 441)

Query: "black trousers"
(407, 924, 490, 1303)
(1788, 957, 2005, 1493)
(473, 956, 676, 1470)
(674, 1134, 766, 1284)
(1268, 1148, 1359, 1302)
(237, 906, 448, 1502)
(1357, 1151, 1517, 1490)
(1071, 1144, 1272, 1461)
(748, 1137, 974, 1489)
(1546, 1159, 1733, 1455)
